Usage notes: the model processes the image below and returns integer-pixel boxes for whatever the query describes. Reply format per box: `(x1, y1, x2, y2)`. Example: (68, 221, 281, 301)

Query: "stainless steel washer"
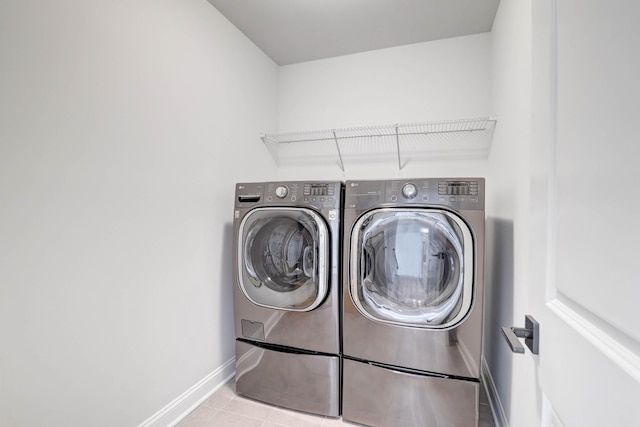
(342, 178, 485, 427)
(232, 181, 342, 417)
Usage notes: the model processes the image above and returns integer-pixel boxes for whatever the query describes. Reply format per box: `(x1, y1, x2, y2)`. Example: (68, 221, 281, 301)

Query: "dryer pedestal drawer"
(343, 358, 479, 427)
(235, 340, 340, 417)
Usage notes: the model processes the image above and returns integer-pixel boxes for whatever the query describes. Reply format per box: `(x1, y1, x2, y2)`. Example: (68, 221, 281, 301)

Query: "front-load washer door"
(350, 208, 474, 329)
(238, 207, 329, 311)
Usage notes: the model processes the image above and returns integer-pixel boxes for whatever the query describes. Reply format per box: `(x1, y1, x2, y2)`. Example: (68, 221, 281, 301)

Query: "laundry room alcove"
(260, 116, 498, 171)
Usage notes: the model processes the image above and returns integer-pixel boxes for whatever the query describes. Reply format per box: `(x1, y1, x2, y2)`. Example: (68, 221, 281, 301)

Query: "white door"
(529, 0, 640, 425)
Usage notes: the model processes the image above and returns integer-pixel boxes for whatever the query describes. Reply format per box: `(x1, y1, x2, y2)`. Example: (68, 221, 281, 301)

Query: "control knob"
(402, 183, 418, 199)
(275, 186, 289, 199)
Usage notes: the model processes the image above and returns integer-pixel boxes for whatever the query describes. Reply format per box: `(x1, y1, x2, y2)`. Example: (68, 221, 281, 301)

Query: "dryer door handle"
(361, 247, 373, 280)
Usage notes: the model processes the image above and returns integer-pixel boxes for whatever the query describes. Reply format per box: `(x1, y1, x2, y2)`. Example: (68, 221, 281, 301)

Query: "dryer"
(342, 178, 485, 427)
(232, 181, 342, 417)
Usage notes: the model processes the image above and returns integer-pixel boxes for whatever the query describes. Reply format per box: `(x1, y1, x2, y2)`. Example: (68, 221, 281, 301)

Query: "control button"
(449, 197, 457, 202)
(402, 183, 418, 199)
(390, 195, 397, 201)
(422, 195, 429, 202)
(275, 186, 288, 199)
(291, 196, 296, 201)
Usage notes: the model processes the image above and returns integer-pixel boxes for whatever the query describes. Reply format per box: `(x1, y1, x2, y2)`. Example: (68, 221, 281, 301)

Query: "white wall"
(0, 1, 277, 426)
(275, 34, 493, 181)
(485, 0, 535, 426)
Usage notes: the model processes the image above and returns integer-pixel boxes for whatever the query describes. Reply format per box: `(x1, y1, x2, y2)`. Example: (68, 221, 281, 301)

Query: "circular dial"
(402, 183, 418, 199)
(274, 186, 289, 199)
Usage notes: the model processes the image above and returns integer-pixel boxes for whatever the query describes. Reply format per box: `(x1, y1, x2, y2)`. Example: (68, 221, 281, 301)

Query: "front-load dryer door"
(350, 208, 474, 329)
(238, 207, 329, 311)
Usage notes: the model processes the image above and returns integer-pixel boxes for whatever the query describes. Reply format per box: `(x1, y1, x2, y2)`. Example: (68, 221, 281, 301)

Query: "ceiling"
(207, 0, 501, 65)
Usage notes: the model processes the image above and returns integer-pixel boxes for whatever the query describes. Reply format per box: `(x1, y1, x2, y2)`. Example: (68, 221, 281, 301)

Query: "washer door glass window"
(238, 207, 329, 311)
(350, 208, 474, 328)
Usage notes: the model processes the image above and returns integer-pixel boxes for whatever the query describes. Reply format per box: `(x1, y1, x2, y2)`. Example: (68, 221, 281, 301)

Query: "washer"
(342, 178, 485, 427)
(232, 181, 342, 417)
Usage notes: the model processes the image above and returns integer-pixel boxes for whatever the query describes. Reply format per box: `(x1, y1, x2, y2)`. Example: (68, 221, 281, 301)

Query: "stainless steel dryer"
(342, 178, 485, 427)
(233, 181, 342, 417)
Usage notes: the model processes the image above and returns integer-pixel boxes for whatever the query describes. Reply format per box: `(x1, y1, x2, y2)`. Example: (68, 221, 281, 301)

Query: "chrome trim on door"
(237, 207, 329, 312)
(349, 207, 474, 329)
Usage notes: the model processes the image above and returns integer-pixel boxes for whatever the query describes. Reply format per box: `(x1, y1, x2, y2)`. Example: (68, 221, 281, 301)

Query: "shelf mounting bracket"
(395, 125, 402, 170)
(332, 130, 345, 172)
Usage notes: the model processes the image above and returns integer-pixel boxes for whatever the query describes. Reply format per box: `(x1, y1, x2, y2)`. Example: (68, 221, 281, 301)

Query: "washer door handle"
(502, 315, 540, 354)
(302, 244, 314, 277)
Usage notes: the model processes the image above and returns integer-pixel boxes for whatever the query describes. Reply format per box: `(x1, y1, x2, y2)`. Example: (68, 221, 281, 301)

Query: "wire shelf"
(260, 116, 497, 171)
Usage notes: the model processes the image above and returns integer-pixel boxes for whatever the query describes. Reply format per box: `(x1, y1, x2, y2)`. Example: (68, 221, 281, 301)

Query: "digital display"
(438, 181, 479, 196)
(303, 183, 334, 197)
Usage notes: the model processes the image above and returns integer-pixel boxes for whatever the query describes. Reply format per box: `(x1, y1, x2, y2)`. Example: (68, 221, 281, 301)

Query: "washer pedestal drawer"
(235, 340, 340, 417)
(342, 358, 479, 427)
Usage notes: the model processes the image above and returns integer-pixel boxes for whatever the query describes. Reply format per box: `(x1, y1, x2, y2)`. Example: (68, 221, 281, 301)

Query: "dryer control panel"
(346, 178, 484, 210)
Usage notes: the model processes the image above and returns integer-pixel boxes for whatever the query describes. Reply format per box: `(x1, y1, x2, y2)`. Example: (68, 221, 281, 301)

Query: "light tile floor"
(177, 378, 496, 427)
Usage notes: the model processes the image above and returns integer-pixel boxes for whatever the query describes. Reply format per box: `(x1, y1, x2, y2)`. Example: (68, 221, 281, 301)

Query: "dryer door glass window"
(238, 207, 329, 311)
(350, 208, 474, 328)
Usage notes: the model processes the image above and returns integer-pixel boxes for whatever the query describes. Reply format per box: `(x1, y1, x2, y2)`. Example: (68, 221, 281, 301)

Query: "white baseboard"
(137, 357, 236, 427)
(481, 356, 509, 427)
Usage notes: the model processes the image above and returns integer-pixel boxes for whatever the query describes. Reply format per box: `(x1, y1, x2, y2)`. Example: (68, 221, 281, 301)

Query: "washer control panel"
(235, 181, 341, 210)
